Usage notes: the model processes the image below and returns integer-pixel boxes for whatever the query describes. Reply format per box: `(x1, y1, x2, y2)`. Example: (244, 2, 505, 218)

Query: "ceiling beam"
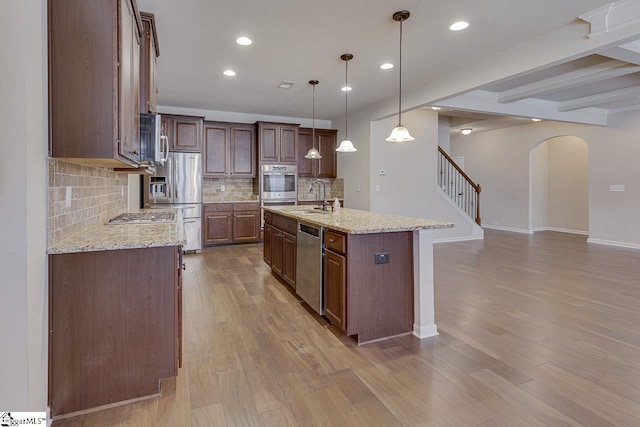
(600, 40, 640, 65)
(557, 85, 640, 111)
(497, 60, 640, 103)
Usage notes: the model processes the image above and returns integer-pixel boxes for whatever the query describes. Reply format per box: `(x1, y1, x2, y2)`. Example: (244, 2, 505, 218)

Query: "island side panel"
(413, 229, 438, 339)
(49, 246, 177, 416)
(346, 231, 414, 343)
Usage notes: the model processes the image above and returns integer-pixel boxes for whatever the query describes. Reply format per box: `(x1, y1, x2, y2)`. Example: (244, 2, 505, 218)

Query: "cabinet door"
(230, 125, 256, 177)
(297, 128, 314, 177)
(203, 122, 229, 177)
(176, 247, 183, 369)
(259, 124, 279, 162)
(118, 0, 138, 162)
(148, 28, 158, 113)
(271, 228, 284, 277)
(324, 249, 346, 330)
(233, 211, 260, 242)
(279, 126, 298, 163)
(204, 211, 232, 244)
(282, 231, 296, 288)
(263, 223, 273, 266)
(317, 129, 337, 178)
(171, 117, 202, 152)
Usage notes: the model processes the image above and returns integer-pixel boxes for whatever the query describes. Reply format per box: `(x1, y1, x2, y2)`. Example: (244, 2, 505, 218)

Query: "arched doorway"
(529, 136, 589, 235)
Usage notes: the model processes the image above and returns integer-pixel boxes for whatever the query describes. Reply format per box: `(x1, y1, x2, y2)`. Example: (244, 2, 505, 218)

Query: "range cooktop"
(108, 211, 175, 225)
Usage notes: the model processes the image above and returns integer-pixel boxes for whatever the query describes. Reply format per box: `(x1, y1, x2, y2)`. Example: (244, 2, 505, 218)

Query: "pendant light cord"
(345, 59, 349, 138)
(312, 83, 316, 143)
(398, 18, 403, 126)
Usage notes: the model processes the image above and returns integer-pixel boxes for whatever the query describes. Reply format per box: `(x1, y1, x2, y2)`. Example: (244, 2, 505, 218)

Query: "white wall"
(0, 0, 48, 411)
(368, 110, 480, 241)
(547, 137, 589, 233)
(531, 141, 549, 229)
(451, 111, 640, 246)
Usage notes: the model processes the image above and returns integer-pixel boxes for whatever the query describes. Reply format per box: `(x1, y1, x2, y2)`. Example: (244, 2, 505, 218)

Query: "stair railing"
(437, 146, 481, 225)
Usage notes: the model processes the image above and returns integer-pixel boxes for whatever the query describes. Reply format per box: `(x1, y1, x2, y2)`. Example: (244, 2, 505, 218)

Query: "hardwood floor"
(52, 230, 640, 426)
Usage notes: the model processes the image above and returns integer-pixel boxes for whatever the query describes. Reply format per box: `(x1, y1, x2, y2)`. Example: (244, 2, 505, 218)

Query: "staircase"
(437, 146, 481, 226)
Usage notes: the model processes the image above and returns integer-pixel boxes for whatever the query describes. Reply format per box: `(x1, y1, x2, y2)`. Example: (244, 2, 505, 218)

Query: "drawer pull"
(329, 238, 335, 243)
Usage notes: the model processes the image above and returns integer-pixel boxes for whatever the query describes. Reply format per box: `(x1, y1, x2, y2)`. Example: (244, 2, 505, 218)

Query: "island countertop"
(263, 206, 454, 234)
(47, 209, 187, 254)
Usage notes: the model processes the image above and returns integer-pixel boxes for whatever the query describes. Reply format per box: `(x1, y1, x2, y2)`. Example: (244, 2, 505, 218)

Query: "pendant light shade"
(305, 80, 323, 159)
(337, 53, 357, 153)
(386, 10, 414, 143)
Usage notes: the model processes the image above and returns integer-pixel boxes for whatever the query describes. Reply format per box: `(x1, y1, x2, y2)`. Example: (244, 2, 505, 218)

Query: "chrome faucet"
(309, 179, 327, 210)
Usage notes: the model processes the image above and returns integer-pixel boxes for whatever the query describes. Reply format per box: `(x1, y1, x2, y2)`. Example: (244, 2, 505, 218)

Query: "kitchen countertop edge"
(263, 206, 454, 234)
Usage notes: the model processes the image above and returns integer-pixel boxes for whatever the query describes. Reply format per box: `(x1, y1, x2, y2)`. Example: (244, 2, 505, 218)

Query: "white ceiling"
(136, 0, 640, 131)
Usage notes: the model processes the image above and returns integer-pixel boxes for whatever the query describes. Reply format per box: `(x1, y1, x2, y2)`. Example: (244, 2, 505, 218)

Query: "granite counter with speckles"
(47, 209, 186, 254)
(263, 206, 454, 234)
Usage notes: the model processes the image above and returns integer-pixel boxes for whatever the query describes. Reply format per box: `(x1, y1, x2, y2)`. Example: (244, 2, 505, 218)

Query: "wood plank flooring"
(52, 230, 640, 426)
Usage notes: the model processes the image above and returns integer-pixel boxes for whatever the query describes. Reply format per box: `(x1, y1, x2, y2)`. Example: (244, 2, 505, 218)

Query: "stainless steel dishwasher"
(296, 221, 324, 314)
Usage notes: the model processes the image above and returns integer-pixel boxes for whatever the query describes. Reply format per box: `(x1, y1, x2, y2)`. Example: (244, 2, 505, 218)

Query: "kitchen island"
(47, 210, 186, 418)
(263, 206, 453, 344)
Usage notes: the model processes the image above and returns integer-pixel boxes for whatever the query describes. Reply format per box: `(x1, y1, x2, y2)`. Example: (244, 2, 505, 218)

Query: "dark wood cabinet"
(257, 122, 299, 164)
(162, 114, 204, 153)
(264, 211, 297, 289)
(49, 246, 181, 416)
(204, 203, 260, 245)
(282, 231, 297, 288)
(140, 12, 159, 113)
(324, 248, 346, 330)
(297, 128, 337, 178)
(49, 0, 143, 167)
(204, 121, 256, 178)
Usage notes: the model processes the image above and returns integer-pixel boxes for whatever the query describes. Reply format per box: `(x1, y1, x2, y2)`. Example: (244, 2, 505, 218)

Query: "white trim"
(433, 235, 484, 243)
(482, 224, 533, 234)
(413, 323, 439, 340)
(587, 238, 640, 250)
(580, 0, 640, 39)
(532, 227, 589, 236)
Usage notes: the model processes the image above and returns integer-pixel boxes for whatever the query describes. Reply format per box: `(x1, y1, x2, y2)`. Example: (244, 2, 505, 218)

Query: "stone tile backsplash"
(48, 159, 128, 246)
(202, 177, 258, 202)
(298, 178, 344, 201)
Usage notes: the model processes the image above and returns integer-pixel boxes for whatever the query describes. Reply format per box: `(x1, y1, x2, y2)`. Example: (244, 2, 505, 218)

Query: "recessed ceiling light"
(449, 21, 469, 31)
(341, 86, 352, 92)
(460, 128, 472, 135)
(223, 69, 236, 77)
(380, 63, 394, 70)
(531, 118, 542, 122)
(277, 80, 295, 89)
(236, 36, 252, 46)
(431, 106, 441, 110)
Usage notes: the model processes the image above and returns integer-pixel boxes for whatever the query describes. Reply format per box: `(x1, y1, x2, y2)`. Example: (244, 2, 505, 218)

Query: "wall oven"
(260, 164, 297, 202)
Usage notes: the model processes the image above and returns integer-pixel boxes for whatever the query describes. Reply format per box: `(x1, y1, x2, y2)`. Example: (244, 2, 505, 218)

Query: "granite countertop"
(48, 209, 187, 254)
(264, 206, 454, 234)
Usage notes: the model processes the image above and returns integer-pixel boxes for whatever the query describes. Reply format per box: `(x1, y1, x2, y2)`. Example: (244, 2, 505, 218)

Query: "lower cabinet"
(48, 246, 182, 417)
(323, 248, 346, 330)
(204, 202, 260, 245)
(263, 210, 297, 289)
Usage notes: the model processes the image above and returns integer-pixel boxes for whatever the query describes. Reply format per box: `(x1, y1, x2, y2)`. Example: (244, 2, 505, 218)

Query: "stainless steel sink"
(288, 208, 332, 216)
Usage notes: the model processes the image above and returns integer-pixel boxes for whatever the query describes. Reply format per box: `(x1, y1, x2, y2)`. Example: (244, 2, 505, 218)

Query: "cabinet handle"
(182, 263, 186, 271)
(329, 238, 335, 243)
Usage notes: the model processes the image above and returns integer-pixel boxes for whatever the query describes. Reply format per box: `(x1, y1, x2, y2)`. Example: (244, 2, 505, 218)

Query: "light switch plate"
(375, 252, 389, 264)
(65, 186, 72, 208)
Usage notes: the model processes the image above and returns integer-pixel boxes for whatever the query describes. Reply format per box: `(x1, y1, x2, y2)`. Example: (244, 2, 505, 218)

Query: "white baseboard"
(587, 238, 640, 250)
(433, 235, 484, 243)
(413, 324, 439, 339)
(482, 224, 533, 234)
(532, 227, 589, 236)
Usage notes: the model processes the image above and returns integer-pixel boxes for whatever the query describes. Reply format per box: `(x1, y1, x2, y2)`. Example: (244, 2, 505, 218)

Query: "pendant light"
(304, 80, 322, 159)
(386, 10, 414, 142)
(336, 53, 357, 152)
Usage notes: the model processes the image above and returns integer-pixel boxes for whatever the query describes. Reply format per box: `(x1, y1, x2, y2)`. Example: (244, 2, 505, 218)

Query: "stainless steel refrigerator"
(143, 152, 202, 252)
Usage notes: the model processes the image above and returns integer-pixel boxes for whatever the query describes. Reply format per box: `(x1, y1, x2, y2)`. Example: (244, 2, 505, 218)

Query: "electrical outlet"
(374, 252, 389, 264)
(356, 185, 361, 192)
(221, 185, 225, 192)
(375, 184, 381, 192)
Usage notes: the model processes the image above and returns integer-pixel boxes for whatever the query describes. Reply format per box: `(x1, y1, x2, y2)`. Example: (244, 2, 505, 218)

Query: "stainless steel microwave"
(140, 113, 168, 166)
(260, 164, 297, 201)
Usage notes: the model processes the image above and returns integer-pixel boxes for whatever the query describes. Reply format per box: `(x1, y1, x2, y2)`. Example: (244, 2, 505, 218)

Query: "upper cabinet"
(297, 128, 337, 178)
(256, 122, 299, 164)
(49, 0, 143, 167)
(139, 12, 159, 114)
(203, 121, 256, 178)
(162, 114, 204, 153)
